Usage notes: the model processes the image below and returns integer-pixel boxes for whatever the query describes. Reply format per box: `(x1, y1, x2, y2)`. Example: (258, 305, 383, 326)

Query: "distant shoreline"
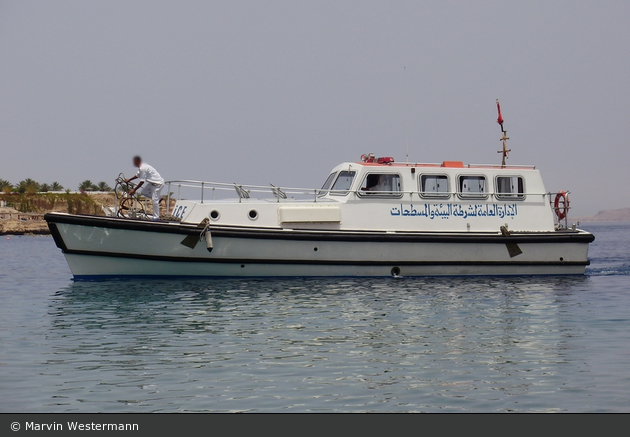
(577, 220, 630, 225)
(0, 215, 50, 236)
(2, 229, 50, 236)
(573, 207, 630, 224)
(0, 192, 116, 236)
(1, 191, 175, 236)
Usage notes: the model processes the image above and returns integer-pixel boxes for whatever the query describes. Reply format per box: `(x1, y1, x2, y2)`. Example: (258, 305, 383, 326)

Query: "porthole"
(248, 209, 258, 220)
(209, 210, 220, 220)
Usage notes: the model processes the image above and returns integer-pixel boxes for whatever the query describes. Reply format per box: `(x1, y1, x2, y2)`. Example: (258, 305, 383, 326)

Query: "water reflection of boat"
(45, 276, 590, 412)
(49, 276, 587, 342)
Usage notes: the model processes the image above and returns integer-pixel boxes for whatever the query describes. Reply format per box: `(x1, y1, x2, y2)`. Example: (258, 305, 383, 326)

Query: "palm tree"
(17, 178, 40, 194)
(96, 181, 112, 191)
(51, 182, 64, 191)
(0, 179, 12, 193)
(78, 180, 95, 192)
(39, 183, 51, 192)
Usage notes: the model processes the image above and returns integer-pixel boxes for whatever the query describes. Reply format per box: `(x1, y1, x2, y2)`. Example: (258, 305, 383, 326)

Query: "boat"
(45, 104, 594, 278)
(45, 156, 595, 278)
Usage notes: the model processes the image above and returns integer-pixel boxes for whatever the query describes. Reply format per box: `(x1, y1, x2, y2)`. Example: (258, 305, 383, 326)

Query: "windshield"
(318, 172, 338, 196)
(330, 170, 356, 195)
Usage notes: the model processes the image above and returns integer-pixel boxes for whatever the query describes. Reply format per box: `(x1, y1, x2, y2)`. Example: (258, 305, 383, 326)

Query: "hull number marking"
(173, 205, 188, 219)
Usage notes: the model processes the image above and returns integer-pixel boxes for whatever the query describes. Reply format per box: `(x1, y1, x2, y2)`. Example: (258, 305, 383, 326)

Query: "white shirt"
(136, 163, 164, 185)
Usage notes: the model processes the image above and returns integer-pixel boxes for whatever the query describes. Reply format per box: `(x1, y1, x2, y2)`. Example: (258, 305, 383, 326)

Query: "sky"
(1, 0, 629, 216)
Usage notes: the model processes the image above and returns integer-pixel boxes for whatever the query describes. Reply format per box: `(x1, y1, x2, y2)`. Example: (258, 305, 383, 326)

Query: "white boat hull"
(46, 213, 593, 279)
(62, 253, 587, 278)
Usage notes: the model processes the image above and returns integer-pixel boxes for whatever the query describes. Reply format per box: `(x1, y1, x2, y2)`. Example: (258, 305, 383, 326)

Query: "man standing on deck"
(125, 156, 164, 220)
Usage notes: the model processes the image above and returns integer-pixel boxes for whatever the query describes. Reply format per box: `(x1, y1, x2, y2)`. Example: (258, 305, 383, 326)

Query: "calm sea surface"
(1, 223, 629, 412)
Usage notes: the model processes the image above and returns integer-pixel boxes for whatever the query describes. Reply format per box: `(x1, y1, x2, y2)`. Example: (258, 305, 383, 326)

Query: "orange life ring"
(554, 191, 570, 220)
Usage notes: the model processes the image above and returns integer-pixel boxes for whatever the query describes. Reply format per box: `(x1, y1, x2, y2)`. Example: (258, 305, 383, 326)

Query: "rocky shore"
(0, 193, 117, 236)
(0, 192, 176, 235)
(0, 209, 50, 235)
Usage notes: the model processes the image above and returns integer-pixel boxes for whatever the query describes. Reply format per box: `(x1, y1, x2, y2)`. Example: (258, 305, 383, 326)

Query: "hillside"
(576, 207, 630, 223)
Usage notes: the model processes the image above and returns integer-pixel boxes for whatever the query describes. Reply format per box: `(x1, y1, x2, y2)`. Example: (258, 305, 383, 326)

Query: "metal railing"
(466, 164, 536, 169)
(165, 180, 335, 214)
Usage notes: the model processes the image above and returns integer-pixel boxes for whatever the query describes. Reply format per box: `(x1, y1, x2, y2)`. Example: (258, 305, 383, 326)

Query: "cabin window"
(458, 175, 488, 198)
(358, 173, 402, 197)
(496, 176, 525, 200)
(318, 171, 338, 196)
(330, 170, 356, 195)
(420, 174, 449, 198)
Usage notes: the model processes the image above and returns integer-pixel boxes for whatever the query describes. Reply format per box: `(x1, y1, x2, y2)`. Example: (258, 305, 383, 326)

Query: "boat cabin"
(169, 155, 559, 234)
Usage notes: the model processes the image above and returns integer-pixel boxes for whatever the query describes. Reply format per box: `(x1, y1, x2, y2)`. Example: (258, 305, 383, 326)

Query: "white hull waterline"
(46, 210, 593, 278)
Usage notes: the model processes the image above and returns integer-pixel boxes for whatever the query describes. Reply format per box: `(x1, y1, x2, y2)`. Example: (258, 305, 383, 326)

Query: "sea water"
(0, 223, 629, 412)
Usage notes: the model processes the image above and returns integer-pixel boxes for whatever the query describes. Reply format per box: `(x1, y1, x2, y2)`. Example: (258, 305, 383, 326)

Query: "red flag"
(496, 99, 504, 125)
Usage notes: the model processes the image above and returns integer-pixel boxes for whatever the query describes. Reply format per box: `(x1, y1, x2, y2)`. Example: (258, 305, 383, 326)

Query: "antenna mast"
(496, 99, 510, 168)
(404, 67, 409, 163)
